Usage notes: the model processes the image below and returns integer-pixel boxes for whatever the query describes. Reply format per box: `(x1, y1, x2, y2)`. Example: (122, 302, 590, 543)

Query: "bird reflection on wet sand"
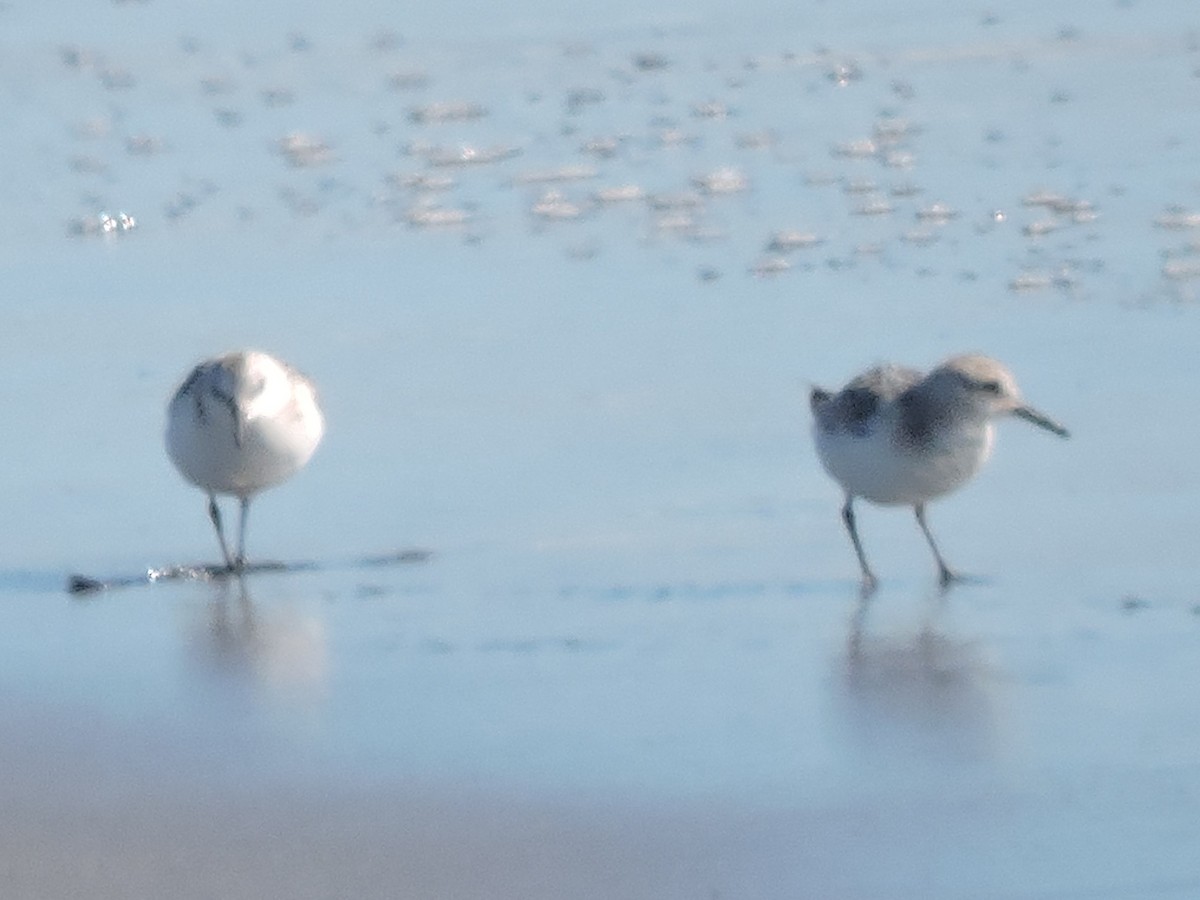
(835, 596, 1008, 764)
(191, 577, 328, 695)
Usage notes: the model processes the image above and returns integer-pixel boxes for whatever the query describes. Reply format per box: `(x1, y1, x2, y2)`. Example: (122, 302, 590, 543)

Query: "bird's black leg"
(207, 494, 236, 571)
(842, 497, 878, 596)
(234, 496, 251, 572)
(914, 503, 957, 588)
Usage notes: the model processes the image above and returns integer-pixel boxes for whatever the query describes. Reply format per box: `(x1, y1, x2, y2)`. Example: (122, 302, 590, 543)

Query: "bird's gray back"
(812, 364, 923, 437)
(894, 365, 986, 449)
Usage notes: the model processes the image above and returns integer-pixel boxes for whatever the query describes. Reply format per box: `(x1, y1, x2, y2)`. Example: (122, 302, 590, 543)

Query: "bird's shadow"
(858, 568, 993, 603)
(941, 570, 994, 591)
(66, 548, 433, 596)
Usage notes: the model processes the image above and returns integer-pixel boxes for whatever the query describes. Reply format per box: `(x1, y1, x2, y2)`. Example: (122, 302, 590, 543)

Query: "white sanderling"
(810, 354, 1068, 593)
(166, 350, 324, 571)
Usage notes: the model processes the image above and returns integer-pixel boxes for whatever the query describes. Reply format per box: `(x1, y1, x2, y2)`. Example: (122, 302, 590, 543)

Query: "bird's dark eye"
(979, 380, 1002, 394)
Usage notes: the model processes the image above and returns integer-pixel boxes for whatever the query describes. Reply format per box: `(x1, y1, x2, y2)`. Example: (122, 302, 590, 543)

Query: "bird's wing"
(813, 364, 922, 436)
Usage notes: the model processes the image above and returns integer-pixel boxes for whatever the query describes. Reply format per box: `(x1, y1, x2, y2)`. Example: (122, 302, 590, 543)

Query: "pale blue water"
(3, 1, 1200, 897)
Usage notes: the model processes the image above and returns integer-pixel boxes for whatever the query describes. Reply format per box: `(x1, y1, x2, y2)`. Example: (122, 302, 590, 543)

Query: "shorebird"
(810, 354, 1068, 593)
(166, 350, 324, 571)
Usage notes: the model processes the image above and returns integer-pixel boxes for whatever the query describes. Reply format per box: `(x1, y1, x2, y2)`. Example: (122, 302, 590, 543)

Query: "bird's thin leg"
(841, 497, 878, 595)
(234, 496, 251, 572)
(207, 494, 236, 571)
(914, 503, 956, 588)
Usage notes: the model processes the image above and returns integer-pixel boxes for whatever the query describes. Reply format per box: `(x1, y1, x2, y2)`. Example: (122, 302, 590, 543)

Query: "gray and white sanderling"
(810, 354, 1069, 593)
(166, 350, 324, 571)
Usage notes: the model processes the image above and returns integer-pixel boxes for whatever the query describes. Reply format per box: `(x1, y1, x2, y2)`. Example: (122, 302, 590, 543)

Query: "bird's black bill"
(1013, 405, 1069, 438)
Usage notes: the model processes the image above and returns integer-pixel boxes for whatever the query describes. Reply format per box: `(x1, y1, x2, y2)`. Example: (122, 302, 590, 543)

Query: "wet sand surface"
(3, 0, 1200, 897)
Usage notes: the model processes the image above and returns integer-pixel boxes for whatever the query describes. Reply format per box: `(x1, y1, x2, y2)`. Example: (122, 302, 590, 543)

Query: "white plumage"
(811, 354, 1068, 592)
(166, 349, 324, 570)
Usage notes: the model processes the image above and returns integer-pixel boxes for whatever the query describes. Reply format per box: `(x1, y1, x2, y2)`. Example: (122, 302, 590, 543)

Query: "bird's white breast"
(166, 355, 324, 498)
(814, 416, 993, 505)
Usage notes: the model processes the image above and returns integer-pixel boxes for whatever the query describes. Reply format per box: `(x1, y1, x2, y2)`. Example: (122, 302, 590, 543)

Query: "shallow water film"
(3, 0, 1200, 897)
